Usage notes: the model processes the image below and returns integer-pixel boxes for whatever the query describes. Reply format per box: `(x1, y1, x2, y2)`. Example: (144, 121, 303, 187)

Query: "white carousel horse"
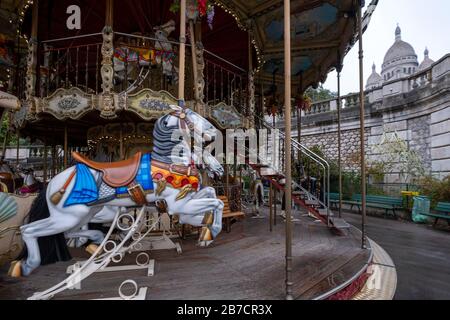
(66, 141, 223, 249)
(113, 20, 178, 86)
(17, 168, 42, 195)
(0, 161, 23, 193)
(154, 20, 179, 82)
(11, 104, 224, 277)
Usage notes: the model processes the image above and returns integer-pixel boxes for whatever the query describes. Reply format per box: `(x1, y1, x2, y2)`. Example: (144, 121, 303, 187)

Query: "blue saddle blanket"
(65, 153, 153, 207)
(64, 163, 98, 207)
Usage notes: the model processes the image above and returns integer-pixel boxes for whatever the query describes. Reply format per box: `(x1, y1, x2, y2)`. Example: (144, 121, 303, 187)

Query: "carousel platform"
(0, 207, 389, 300)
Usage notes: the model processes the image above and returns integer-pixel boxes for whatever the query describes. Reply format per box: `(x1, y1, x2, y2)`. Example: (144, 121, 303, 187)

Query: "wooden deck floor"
(0, 208, 371, 300)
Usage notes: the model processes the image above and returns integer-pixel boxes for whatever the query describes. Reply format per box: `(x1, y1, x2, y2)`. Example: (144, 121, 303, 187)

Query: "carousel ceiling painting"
(217, 0, 378, 88)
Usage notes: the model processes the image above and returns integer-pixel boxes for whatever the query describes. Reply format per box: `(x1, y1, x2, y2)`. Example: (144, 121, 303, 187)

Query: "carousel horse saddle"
(72, 152, 142, 188)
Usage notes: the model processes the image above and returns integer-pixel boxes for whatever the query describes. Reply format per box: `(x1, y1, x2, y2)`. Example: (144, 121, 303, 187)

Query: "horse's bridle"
(171, 109, 195, 132)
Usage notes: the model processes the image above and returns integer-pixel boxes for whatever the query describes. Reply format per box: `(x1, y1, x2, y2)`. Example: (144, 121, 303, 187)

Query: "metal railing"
(33, 31, 250, 117)
(255, 115, 332, 225)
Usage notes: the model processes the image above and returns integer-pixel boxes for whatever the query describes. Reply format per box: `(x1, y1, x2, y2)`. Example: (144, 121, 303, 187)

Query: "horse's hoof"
(85, 244, 99, 255)
(198, 240, 213, 247)
(199, 226, 213, 241)
(8, 260, 22, 278)
(201, 212, 214, 226)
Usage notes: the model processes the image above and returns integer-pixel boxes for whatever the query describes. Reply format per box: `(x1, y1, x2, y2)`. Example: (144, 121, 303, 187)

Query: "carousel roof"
(8, 0, 379, 91)
(2, 0, 379, 145)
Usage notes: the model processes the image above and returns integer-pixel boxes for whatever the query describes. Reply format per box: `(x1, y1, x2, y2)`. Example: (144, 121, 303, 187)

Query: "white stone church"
(286, 25, 450, 184)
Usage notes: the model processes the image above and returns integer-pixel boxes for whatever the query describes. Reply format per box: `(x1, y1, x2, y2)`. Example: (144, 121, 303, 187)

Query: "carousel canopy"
(11, 0, 378, 90)
(1, 0, 378, 146)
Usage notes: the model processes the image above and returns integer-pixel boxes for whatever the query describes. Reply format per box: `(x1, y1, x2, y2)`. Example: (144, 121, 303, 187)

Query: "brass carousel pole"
(1, 119, 9, 161)
(106, 0, 114, 27)
(297, 73, 302, 153)
(16, 129, 20, 166)
(51, 144, 56, 178)
(272, 112, 277, 226)
(189, 20, 199, 108)
(284, 0, 293, 301)
(119, 126, 124, 160)
(337, 64, 343, 218)
(64, 125, 68, 169)
(43, 140, 48, 184)
(178, 0, 187, 101)
(357, 1, 367, 249)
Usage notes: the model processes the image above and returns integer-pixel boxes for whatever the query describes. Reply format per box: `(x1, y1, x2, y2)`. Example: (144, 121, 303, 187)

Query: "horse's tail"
(16, 185, 71, 264)
(49, 169, 76, 205)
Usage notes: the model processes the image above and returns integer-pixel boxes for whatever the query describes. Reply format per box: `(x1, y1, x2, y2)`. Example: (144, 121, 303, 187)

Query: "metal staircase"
(247, 117, 350, 233)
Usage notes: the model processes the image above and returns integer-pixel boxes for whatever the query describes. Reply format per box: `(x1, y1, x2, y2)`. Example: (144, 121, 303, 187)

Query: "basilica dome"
(366, 63, 382, 90)
(381, 25, 418, 81)
(418, 48, 435, 71)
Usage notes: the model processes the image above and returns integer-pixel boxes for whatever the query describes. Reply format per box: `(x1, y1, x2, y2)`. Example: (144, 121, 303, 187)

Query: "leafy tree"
(370, 131, 425, 184)
(304, 85, 337, 103)
(0, 113, 25, 147)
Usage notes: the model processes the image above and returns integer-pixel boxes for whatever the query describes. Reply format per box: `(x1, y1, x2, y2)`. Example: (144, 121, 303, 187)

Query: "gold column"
(284, 0, 293, 301)
(25, 0, 39, 103)
(178, 0, 187, 101)
(337, 66, 343, 218)
(357, 2, 367, 249)
(16, 129, 20, 165)
(100, 0, 115, 119)
(43, 141, 48, 184)
(189, 20, 200, 106)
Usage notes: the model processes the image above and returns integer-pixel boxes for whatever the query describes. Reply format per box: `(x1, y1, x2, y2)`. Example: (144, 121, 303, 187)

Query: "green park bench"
(329, 193, 339, 208)
(350, 194, 404, 218)
(418, 202, 450, 226)
(328, 193, 357, 209)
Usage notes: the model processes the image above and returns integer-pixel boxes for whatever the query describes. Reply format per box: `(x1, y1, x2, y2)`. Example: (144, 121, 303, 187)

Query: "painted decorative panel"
(41, 87, 94, 120)
(210, 102, 244, 129)
(125, 89, 177, 121)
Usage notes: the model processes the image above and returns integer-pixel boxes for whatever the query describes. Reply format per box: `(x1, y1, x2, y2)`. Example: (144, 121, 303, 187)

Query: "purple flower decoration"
(207, 5, 215, 30)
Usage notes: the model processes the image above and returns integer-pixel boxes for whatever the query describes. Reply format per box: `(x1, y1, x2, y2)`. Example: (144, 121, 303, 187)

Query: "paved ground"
(342, 211, 450, 300)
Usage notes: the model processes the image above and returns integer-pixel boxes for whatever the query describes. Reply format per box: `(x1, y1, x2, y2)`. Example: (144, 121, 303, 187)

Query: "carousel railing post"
(51, 144, 56, 178)
(248, 26, 255, 128)
(178, 0, 187, 101)
(337, 65, 343, 219)
(96, 44, 100, 94)
(189, 20, 200, 108)
(100, 0, 115, 119)
(64, 125, 68, 169)
(1, 123, 9, 162)
(284, 0, 294, 301)
(16, 129, 20, 166)
(25, 0, 39, 110)
(43, 140, 48, 184)
(357, 0, 368, 249)
(85, 45, 89, 93)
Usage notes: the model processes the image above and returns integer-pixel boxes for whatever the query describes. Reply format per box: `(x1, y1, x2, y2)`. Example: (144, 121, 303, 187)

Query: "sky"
(322, 0, 450, 94)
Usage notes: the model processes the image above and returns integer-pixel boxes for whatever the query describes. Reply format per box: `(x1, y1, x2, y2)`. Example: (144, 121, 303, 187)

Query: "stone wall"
(430, 106, 450, 178)
(300, 129, 369, 172)
(275, 54, 450, 183)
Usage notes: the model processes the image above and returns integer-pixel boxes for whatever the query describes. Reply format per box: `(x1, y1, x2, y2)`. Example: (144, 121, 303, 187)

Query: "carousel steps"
(318, 209, 334, 217)
(329, 218, 351, 229)
(266, 177, 349, 233)
(305, 199, 320, 206)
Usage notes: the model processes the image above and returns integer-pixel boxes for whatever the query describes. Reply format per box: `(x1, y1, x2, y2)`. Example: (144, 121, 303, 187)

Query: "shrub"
(418, 175, 450, 206)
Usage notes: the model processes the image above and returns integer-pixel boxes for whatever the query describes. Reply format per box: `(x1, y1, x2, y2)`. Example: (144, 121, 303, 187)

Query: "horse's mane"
(152, 114, 190, 165)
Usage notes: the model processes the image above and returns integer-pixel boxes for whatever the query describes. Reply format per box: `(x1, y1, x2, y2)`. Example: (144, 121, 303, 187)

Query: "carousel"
(0, 0, 396, 300)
